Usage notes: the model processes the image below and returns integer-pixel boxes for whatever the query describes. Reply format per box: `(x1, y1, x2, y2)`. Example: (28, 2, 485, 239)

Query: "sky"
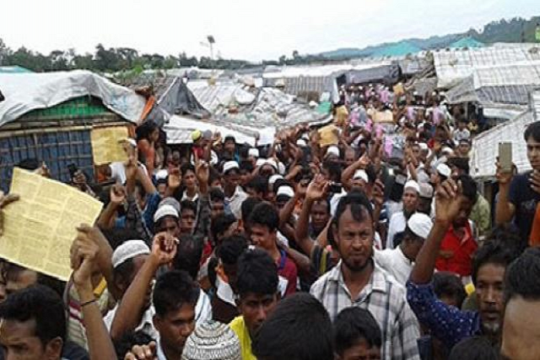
(0, 0, 538, 62)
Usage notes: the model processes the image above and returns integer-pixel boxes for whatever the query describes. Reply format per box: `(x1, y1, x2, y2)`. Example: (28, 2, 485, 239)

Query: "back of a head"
(432, 272, 467, 308)
(504, 247, 540, 303)
(16, 158, 41, 171)
(241, 197, 262, 222)
(458, 174, 477, 202)
(173, 235, 204, 280)
(472, 236, 521, 285)
(448, 157, 470, 175)
(448, 336, 499, 360)
(248, 202, 279, 232)
(153, 270, 200, 318)
(212, 213, 238, 241)
(334, 307, 382, 357)
(252, 293, 334, 360)
(236, 248, 278, 297)
(0, 285, 66, 346)
(217, 235, 249, 266)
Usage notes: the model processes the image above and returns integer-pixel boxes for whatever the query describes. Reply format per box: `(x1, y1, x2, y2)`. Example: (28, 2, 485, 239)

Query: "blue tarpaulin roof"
(449, 37, 485, 49)
(372, 42, 423, 57)
(0, 66, 33, 74)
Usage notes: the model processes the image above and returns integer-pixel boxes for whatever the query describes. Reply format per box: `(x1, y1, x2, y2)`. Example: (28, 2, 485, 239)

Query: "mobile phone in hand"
(498, 142, 512, 173)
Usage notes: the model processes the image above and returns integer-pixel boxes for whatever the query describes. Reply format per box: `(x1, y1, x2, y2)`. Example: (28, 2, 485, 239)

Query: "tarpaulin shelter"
(0, 70, 146, 191)
(164, 80, 332, 145)
(470, 89, 540, 180)
(433, 43, 540, 89)
(118, 73, 211, 127)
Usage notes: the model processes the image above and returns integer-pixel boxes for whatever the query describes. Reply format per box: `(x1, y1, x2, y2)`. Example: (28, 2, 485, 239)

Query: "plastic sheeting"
(471, 110, 535, 178)
(0, 70, 146, 127)
(164, 115, 260, 146)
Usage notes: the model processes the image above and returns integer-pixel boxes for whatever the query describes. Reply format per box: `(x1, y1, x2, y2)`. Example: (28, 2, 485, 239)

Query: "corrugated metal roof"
(433, 43, 540, 88)
(471, 110, 535, 178)
(445, 62, 540, 106)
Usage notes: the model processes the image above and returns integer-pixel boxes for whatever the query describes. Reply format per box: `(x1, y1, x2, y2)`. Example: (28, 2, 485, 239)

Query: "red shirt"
(277, 250, 298, 297)
(435, 222, 477, 277)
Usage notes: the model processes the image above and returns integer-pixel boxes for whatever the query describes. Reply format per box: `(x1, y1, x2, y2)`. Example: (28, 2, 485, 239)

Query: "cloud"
(0, 0, 537, 62)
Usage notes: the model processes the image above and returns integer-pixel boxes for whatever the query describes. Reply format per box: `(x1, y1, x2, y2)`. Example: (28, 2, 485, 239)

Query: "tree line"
(0, 39, 332, 73)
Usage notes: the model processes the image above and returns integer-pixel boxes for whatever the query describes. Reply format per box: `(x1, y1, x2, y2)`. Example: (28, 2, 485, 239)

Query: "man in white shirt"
(375, 213, 433, 285)
(222, 161, 248, 220)
(386, 180, 420, 249)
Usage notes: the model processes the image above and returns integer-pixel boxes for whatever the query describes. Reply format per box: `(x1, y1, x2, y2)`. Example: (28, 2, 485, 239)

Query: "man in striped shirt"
(310, 191, 420, 360)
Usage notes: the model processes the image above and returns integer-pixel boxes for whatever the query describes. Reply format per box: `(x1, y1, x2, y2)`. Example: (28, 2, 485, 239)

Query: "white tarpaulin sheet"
(0, 70, 146, 127)
(164, 115, 266, 146)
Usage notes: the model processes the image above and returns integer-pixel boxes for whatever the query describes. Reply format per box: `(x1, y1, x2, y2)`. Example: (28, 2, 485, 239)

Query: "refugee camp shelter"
(0, 70, 146, 191)
(262, 60, 399, 102)
(164, 79, 332, 146)
(433, 43, 540, 89)
(470, 89, 540, 180)
(118, 72, 211, 126)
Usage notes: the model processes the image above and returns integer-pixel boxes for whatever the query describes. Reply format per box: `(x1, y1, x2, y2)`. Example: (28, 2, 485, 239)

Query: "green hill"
(319, 16, 540, 60)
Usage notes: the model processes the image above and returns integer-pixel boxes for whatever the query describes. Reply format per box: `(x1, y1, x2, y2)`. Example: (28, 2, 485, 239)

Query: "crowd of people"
(0, 82, 540, 360)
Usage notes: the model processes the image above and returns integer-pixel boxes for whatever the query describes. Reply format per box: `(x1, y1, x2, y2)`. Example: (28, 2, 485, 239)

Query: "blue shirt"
(406, 280, 481, 350)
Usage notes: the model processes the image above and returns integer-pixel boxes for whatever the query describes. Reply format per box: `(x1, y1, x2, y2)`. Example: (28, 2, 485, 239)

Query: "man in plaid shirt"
(310, 189, 420, 360)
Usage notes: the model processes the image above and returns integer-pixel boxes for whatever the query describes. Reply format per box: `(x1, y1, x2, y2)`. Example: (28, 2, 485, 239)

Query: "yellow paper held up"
(0, 168, 103, 281)
(91, 126, 129, 165)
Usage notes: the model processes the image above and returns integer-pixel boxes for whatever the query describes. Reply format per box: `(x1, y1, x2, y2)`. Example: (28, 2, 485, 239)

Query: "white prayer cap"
(158, 197, 181, 213)
(437, 163, 452, 178)
(326, 145, 340, 158)
(112, 240, 150, 269)
(404, 180, 420, 194)
(276, 186, 295, 199)
(155, 169, 168, 181)
(419, 183, 434, 199)
(153, 204, 179, 223)
(442, 147, 454, 155)
(256, 158, 266, 167)
(418, 143, 429, 151)
(223, 161, 240, 175)
(407, 213, 433, 240)
(296, 139, 308, 147)
(264, 159, 278, 170)
(353, 170, 369, 183)
(269, 174, 284, 187)
(248, 148, 260, 158)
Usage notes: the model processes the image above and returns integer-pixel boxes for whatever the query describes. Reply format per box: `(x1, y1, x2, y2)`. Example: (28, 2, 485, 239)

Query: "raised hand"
(110, 184, 126, 205)
(151, 232, 178, 266)
(306, 175, 329, 202)
(372, 179, 385, 207)
(124, 342, 157, 360)
(168, 167, 182, 190)
(0, 192, 20, 236)
(435, 179, 463, 225)
(70, 225, 100, 288)
(495, 159, 515, 186)
(195, 156, 210, 188)
(357, 153, 371, 169)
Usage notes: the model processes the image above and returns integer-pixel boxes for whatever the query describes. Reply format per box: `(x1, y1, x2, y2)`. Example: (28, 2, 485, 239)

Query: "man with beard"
(386, 180, 420, 249)
(230, 248, 280, 360)
(310, 192, 420, 360)
(407, 178, 521, 352)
